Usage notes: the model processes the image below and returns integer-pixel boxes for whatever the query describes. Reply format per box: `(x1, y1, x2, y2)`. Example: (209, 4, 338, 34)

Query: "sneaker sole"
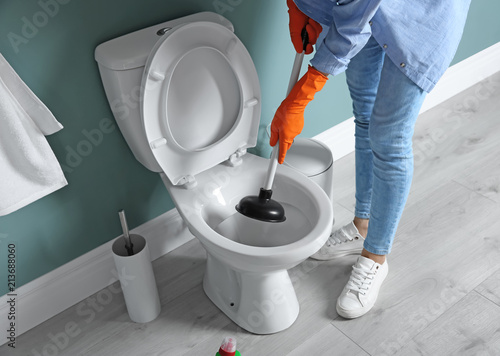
(309, 247, 363, 261)
(336, 300, 375, 319)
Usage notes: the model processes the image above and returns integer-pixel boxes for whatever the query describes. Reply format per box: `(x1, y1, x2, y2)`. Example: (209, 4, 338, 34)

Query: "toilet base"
(203, 253, 300, 334)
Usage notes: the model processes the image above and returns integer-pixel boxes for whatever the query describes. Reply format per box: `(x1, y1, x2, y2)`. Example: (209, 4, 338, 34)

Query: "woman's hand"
(287, 0, 323, 54)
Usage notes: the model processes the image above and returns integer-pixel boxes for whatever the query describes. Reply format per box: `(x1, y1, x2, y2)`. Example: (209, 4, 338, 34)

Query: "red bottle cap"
(218, 336, 237, 356)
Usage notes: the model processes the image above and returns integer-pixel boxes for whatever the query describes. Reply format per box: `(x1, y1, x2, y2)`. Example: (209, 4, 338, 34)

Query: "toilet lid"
(141, 21, 261, 185)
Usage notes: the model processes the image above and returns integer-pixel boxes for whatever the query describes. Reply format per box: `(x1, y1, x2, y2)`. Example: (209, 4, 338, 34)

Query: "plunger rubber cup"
(235, 188, 286, 223)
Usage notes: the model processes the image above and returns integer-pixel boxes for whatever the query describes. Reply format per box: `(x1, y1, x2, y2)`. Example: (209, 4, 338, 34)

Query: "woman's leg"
(336, 40, 427, 319)
(311, 37, 385, 261)
(346, 35, 427, 256)
(345, 37, 385, 237)
(362, 55, 427, 256)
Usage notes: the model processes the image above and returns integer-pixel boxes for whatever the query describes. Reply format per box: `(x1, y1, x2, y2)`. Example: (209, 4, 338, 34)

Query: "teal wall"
(0, 0, 499, 295)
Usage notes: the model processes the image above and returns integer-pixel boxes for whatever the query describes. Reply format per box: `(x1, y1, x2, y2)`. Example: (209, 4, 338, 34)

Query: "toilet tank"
(95, 12, 234, 172)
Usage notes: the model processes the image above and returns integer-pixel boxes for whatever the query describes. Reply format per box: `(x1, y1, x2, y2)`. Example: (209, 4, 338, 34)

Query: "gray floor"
(4, 72, 500, 355)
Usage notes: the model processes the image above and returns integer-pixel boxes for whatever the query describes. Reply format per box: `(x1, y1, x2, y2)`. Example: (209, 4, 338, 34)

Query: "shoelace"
(346, 265, 376, 296)
(327, 228, 356, 246)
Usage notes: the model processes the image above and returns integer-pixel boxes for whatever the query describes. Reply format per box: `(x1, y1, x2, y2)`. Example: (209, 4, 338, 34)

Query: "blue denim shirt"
(294, 0, 471, 92)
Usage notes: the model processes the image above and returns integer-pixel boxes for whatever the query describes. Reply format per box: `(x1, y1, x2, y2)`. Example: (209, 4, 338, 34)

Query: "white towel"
(0, 53, 67, 216)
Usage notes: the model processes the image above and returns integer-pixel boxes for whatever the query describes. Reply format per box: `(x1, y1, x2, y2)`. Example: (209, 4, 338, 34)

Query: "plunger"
(235, 29, 309, 223)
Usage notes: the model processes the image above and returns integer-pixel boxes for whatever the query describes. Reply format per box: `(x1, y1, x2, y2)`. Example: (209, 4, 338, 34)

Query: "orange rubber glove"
(270, 66, 328, 164)
(287, 0, 322, 54)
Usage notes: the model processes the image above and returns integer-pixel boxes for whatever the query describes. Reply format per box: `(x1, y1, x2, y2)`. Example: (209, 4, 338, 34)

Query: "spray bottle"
(216, 336, 241, 356)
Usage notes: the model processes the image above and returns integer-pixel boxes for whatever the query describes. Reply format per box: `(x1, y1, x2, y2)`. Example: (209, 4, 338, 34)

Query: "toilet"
(95, 12, 333, 334)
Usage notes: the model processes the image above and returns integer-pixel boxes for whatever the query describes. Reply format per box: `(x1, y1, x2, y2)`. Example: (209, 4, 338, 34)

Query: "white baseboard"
(315, 41, 500, 160)
(420, 41, 500, 114)
(1, 41, 499, 346)
(313, 116, 355, 161)
(0, 210, 193, 346)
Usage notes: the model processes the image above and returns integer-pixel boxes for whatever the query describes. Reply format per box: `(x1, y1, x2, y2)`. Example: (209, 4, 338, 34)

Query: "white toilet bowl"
(95, 12, 333, 334)
(162, 153, 332, 333)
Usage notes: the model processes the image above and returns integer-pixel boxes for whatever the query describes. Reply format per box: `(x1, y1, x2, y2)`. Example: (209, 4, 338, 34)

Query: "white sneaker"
(336, 256, 388, 319)
(310, 221, 365, 260)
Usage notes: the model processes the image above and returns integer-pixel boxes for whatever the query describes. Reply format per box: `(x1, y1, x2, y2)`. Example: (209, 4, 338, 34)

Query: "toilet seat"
(141, 21, 261, 186)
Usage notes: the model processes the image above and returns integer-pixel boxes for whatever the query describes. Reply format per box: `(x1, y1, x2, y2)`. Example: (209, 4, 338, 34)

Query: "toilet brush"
(235, 29, 309, 223)
(118, 209, 134, 256)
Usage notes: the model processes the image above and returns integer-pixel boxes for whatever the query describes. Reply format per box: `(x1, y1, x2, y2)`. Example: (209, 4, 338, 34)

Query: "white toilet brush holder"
(111, 211, 161, 323)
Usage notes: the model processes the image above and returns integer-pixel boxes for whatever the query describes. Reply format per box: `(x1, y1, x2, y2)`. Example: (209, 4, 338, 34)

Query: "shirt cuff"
(310, 42, 350, 77)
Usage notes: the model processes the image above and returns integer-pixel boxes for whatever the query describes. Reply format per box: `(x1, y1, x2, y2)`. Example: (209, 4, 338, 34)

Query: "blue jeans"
(345, 37, 427, 255)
